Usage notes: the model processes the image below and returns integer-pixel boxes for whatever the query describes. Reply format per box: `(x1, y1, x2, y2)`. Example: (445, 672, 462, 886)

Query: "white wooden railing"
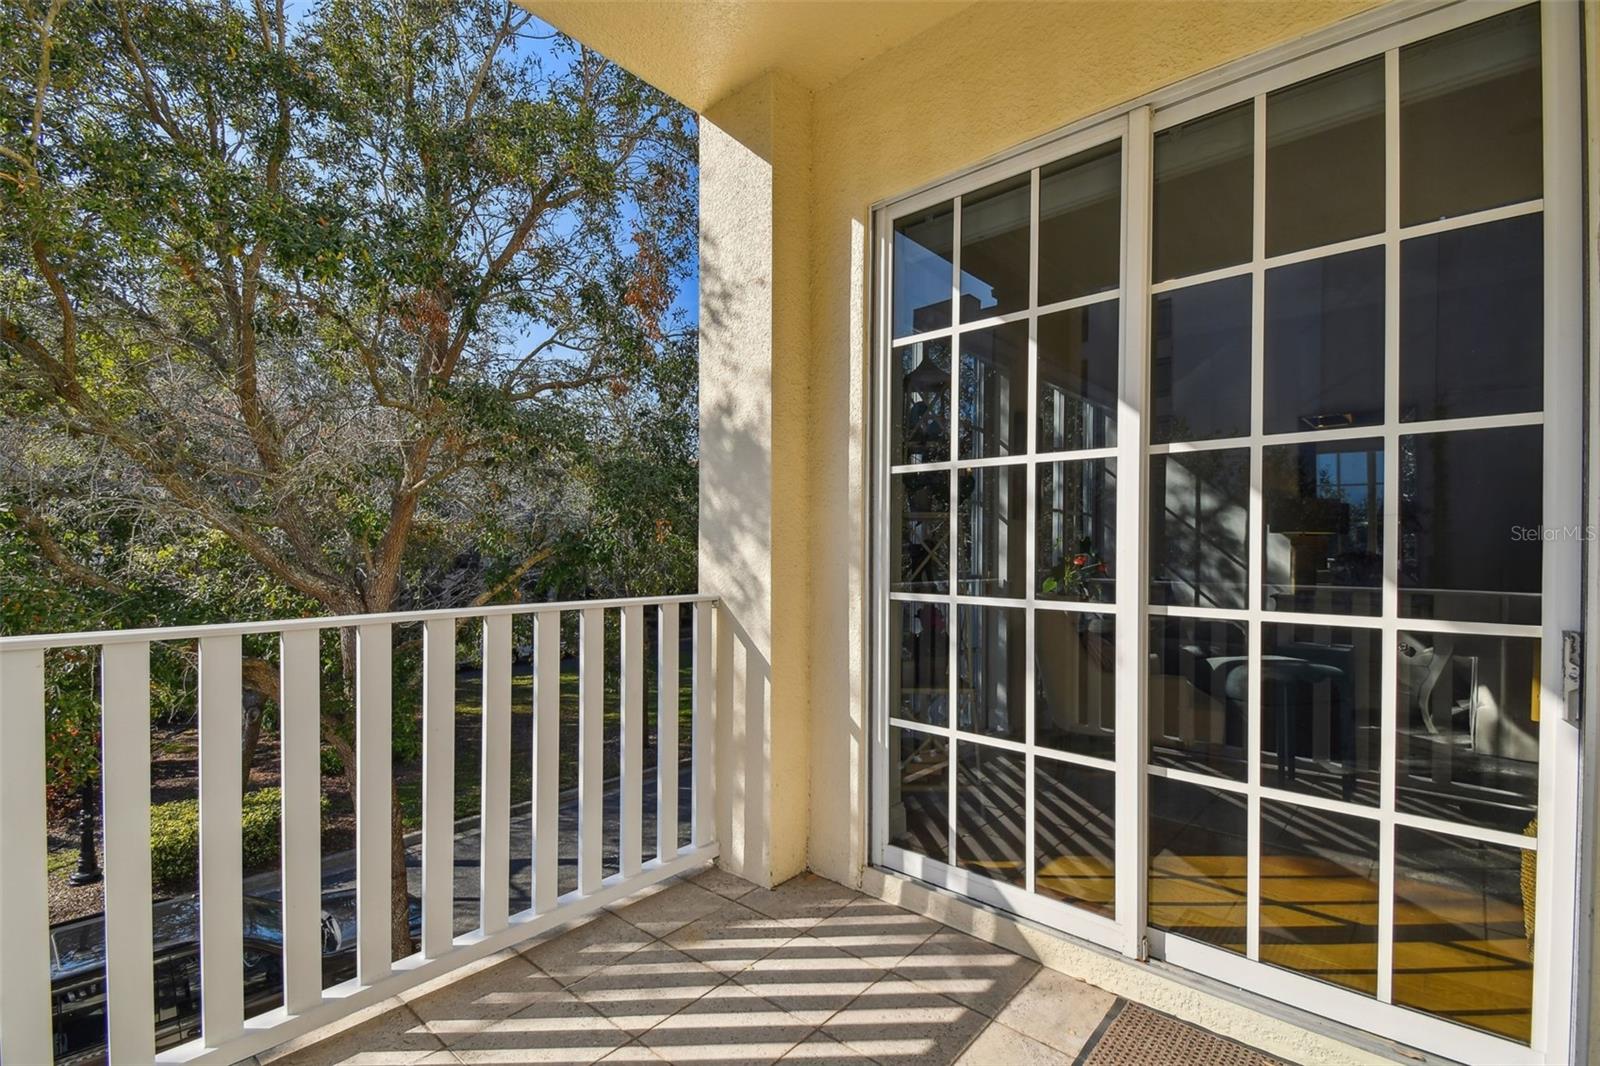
(0, 594, 722, 1065)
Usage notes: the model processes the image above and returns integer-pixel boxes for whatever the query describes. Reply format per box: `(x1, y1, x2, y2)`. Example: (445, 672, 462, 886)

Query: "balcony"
(1, 596, 1279, 1066)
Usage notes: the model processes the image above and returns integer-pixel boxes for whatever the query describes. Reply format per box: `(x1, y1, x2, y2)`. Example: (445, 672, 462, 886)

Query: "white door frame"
(867, 2, 1589, 1063)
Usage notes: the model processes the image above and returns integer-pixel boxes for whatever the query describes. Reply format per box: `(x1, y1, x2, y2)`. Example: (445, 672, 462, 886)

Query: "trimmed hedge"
(150, 788, 325, 889)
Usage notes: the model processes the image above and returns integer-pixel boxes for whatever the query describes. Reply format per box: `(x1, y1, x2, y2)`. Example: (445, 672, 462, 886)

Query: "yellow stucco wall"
(800, 0, 1383, 884)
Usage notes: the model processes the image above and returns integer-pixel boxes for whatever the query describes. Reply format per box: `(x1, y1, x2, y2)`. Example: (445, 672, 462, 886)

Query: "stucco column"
(698, 71, 813, 888)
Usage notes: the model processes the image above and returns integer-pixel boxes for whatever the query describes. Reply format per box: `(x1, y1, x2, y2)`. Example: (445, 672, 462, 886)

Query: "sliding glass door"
(871, 3, 1583, 1062)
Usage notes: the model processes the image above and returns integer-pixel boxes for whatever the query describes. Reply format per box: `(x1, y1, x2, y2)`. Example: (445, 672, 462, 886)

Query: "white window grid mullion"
(1145, 197, 1543, 302)
(1531, 3, 1585, 1057)
(1036, 287, 1121, 321)
(1150, 260, 1253, 295)
(1147, 436, 1251, 455)
(1024, 165, 1041, 897)
(1245, 91, 1266, 965)
(1376, 42, 1402, 1008)
(1148, 763, 1250, 795)
(947, 194, 962, 869)
(1034, 744, 1117, 773)
(1115, 109, 1152, 959)
(871, 214, 891, 868)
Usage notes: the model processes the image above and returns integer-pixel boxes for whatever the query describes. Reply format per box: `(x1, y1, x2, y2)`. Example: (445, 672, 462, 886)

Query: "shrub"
(149, 788, 325, 889)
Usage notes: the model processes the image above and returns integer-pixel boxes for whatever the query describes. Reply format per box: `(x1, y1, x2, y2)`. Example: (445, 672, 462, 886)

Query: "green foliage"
(1, 0, 701, 823)
(149, 788, 328, 888)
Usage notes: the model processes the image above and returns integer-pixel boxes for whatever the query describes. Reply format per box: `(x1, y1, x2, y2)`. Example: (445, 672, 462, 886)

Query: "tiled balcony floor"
(258, 868, 1265, 1065)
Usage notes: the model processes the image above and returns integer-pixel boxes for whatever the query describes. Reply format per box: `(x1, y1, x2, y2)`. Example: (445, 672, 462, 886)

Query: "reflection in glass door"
(883, 129, 1130, 948)
(874, 3, 1582, 1061)
(1144, 4, 1551, 1050)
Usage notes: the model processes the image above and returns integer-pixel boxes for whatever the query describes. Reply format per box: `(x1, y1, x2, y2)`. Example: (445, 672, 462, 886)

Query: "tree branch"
(470, 544, 555, 607)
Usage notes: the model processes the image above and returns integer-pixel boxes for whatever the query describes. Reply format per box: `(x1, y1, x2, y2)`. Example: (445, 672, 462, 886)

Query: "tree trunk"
(240, 689, 265, 795)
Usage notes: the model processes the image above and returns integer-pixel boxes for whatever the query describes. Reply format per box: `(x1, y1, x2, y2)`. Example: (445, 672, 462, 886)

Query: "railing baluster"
(0, 648, 51, 1066)
(198, 634, 244, 1047)
(480, 615, 512, 932)
(578, 607, 603, 895)
(103, 641, 155, 1062)
(421, 618, 455, 958)
(656, 603, 680, 863)
(355, 623, 392, 983)
(691, 602, 716, 847)
(0, 594, 716, 1065)
(620, 604, 644, 877)
(280, 628, 322, 1013)
(532, 611, 560, 913)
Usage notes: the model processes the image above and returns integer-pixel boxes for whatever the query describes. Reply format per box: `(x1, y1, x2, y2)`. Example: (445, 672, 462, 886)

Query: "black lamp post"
(68, 779, 102, 886)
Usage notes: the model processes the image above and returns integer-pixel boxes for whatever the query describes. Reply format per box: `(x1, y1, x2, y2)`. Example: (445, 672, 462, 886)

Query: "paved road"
(247, 765, 694, 938)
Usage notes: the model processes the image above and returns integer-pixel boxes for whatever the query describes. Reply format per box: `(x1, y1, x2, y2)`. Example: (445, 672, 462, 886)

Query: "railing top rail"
(0, 592, 719, 652)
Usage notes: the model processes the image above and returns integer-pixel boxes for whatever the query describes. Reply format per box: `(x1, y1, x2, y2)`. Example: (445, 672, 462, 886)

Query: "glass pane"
(1259, 802, 1379, 995)
(892, 337, 951, 464)
(1036, 458, 1116, 603)
(1400, 213, 1543, 422)
(1151, 276, 1252, 444)
(1149, 777, 1247, 954)
(1039, 142, 1122, 305)
(1262, 623, 1381, 806)
(1400, 6, 1542, 226)
(1035, 759, 1115, 916)
(1149, 617, 1248, 780)
(1262, 437, 1384, 616)
(955, 742, 1027, 886)
(891, 601, 948, 728)
(1035, 611, 1116, 761)
(1264, 246, 1385, 434)
(1393, 828, 1533, 1043)
(888, 727, 949, 863)
(1149, 448, 1250, 610)
(958, 465, 1027, 598)
(893, 471, 950, 594)
(959, 321, 1029, 460)
(1266, 58, 1385, 256)
(1037, 302, 1119, 453)
(961, 175, 1030, 322)
(956, 605, 1026, 743)
(893, 203, 953, 335)
(1154, 102, 1254, 282)
(1397, 632, 1540, 833)
(1399, 426, 1542, 624)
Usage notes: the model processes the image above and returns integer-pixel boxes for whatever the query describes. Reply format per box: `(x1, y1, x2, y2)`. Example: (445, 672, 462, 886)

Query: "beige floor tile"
(567, 941, 727, 1034)
(270, 1003, 447, 1066)
(991, 967, 1115, 1058)
(738, 874, 863, 930)
(664, 898, 798, 973)
(804, 898, 942, 967)
(779, 1031, 878, 1064)
(420, 966, 631, 1063)
(409, 953, 551, 1033)
(520, 912, 656, 987)
(816, 977, 988, 1066)
(599, 1043, 670, 1063)
(691, 865, 759, 901)
(639, 983, 814, 1064)
(609, 880, 730, 937)
(731, 938, 881, 1024)
(891, 931, 1041, 1018)
(954, 1022, 1071, 1065)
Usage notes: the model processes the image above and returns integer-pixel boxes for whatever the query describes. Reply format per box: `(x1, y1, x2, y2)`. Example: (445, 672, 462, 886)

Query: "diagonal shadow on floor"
(258, 869, 1147, 1065)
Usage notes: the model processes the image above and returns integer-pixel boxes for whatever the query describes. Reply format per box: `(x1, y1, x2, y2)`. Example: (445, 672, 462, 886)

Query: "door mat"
(1074, 1000, 1283, 1066)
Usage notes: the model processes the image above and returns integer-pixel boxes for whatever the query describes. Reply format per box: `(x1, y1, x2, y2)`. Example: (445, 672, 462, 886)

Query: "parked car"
(49, 891, 423, 1065)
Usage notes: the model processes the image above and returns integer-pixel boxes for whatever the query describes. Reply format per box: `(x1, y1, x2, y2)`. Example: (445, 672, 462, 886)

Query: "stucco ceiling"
(519, 1, 975, 111)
